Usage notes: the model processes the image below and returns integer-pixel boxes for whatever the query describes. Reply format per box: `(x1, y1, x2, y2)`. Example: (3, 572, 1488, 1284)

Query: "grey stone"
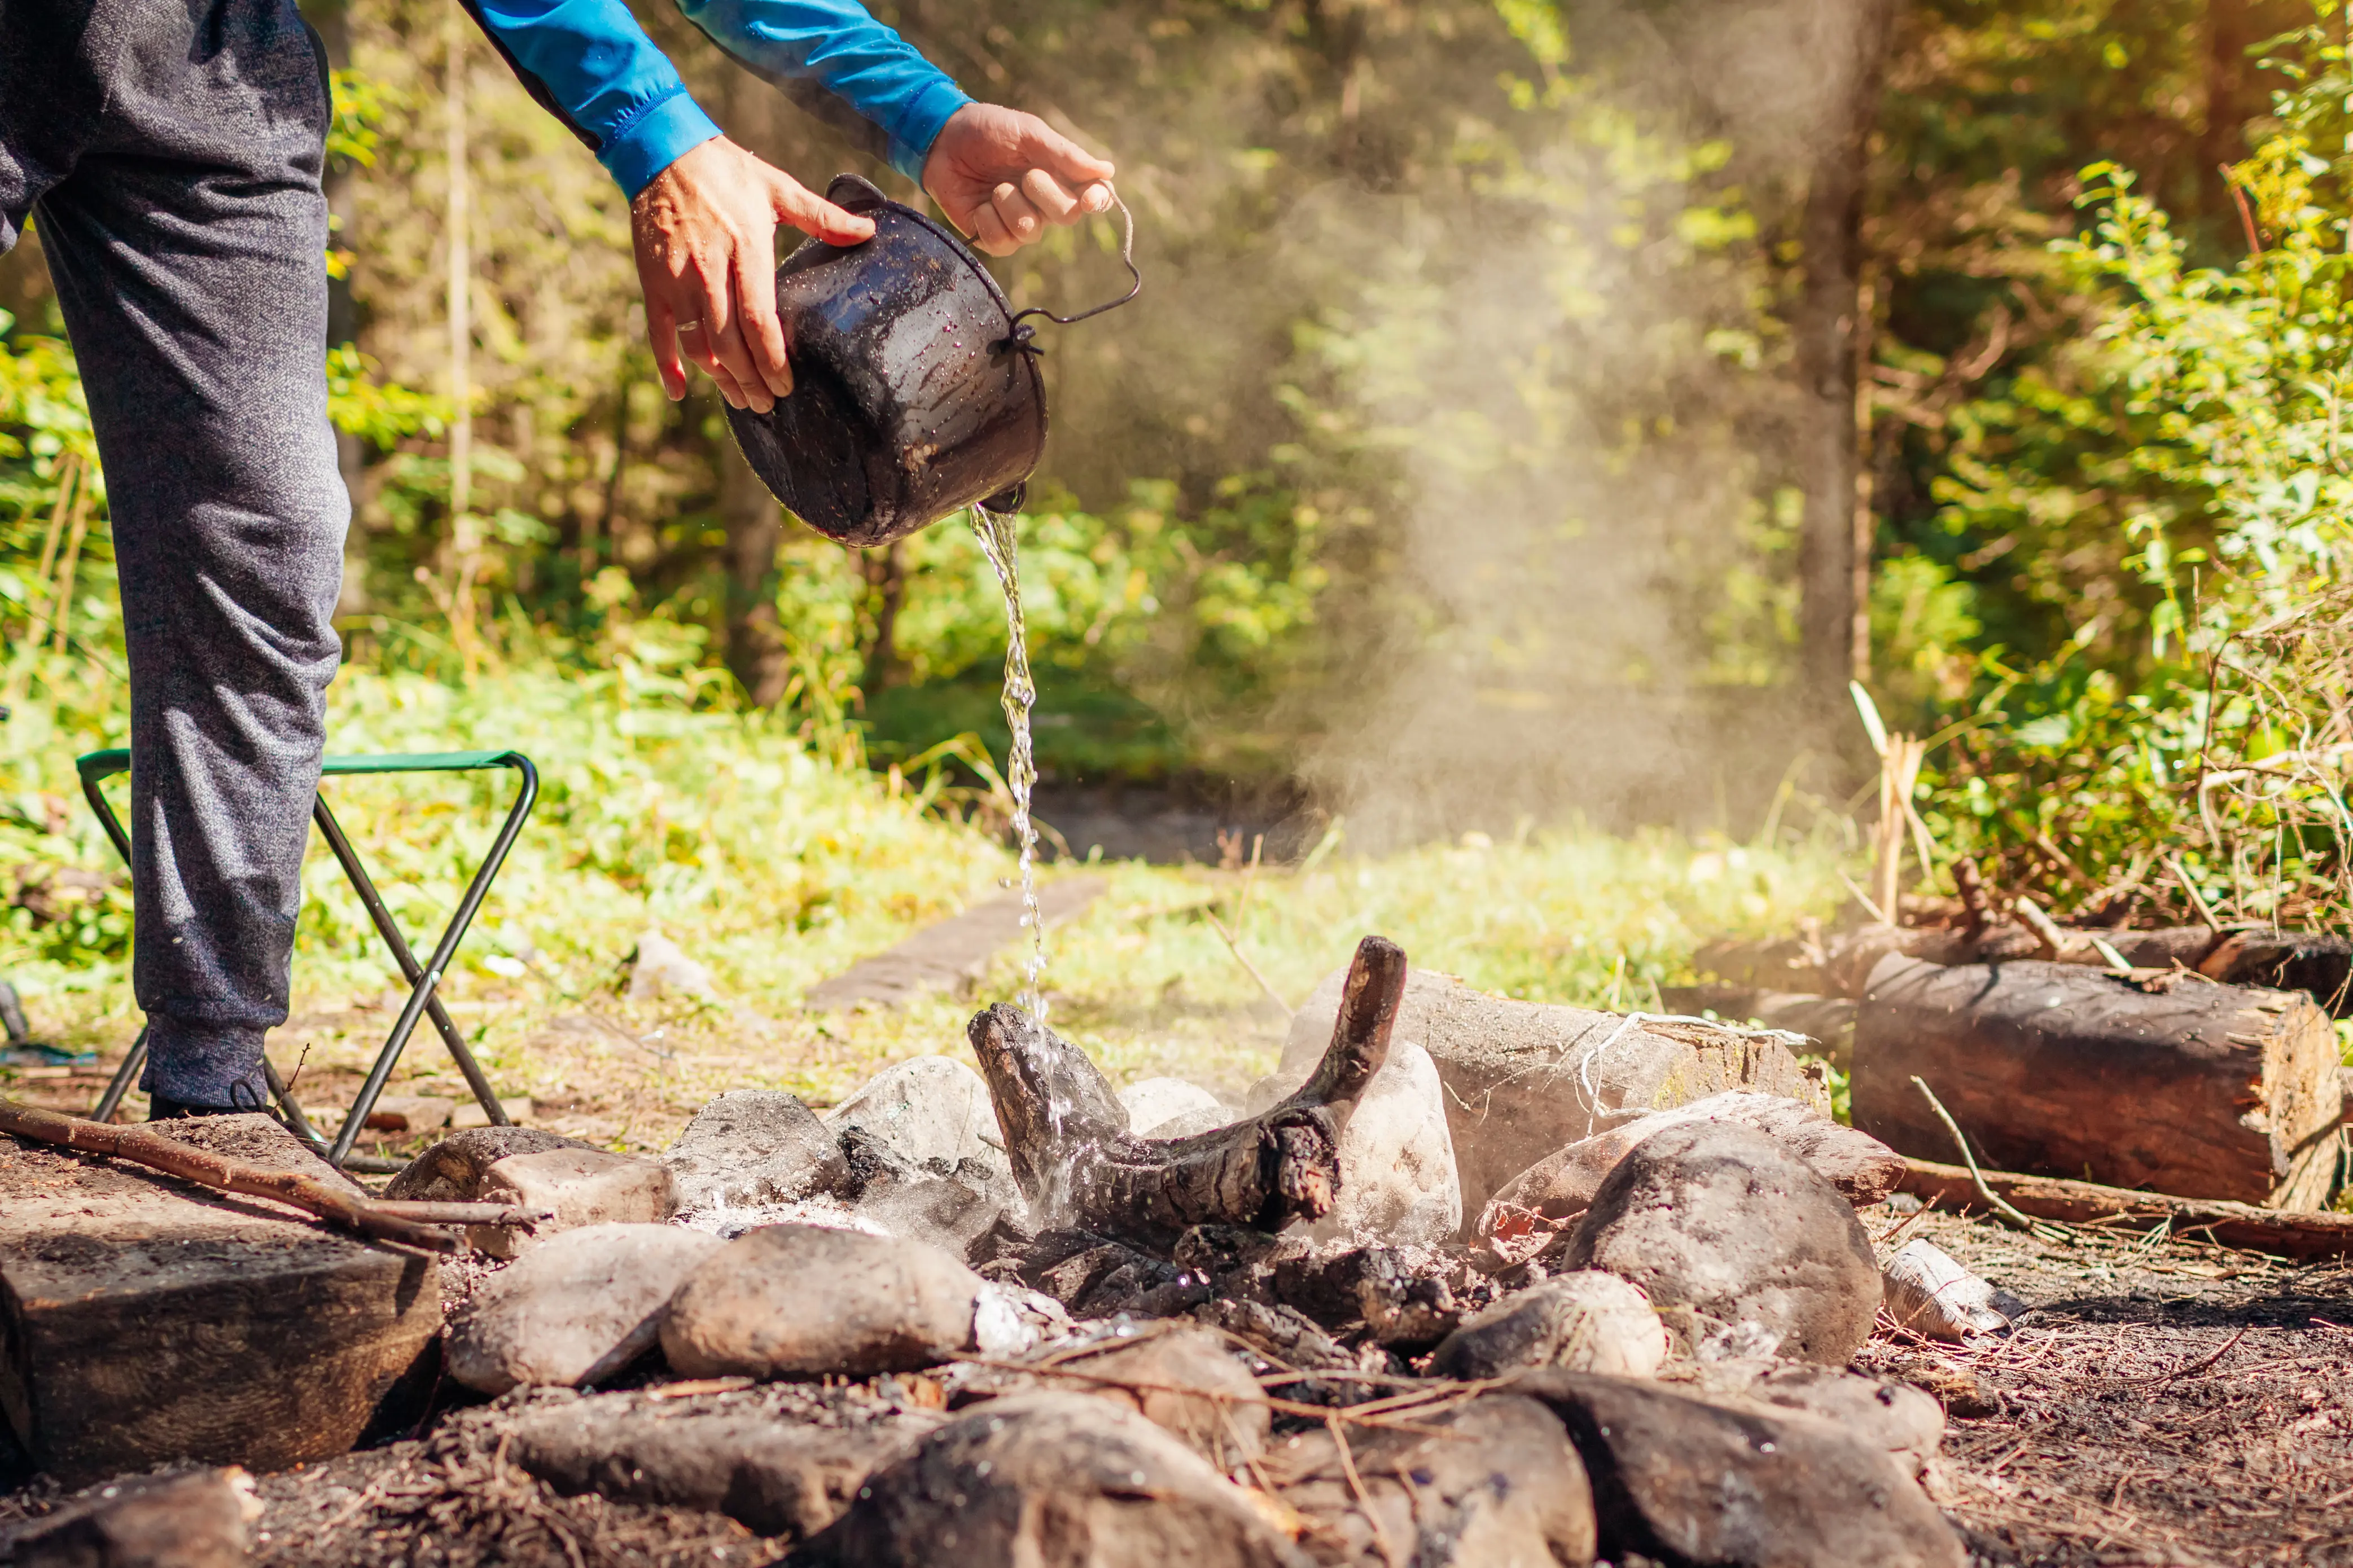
(1881, 1237, 2023, 1341)
(1120, 1077, 1228, 1137)
(1483, 1090, 1907, 1239)
(1248, 1040, 1461, 1248)
(511, 1400, 915, 1538)
(383, 1126, 595, 1202)
(1512, 1371, 1965, 1568)
(1565, 1121, 1881, 1365)
(4, 1467, 257, 1568)
(627, 929, 715, 1001)
(1263, 1394, 1596, 1567)
(825, 1055, 1010, 1182)
(1049, 1327, 1269, 1470)
(661, 1223, 986, 1378)
(663, 1089, 852, 1215)
(792, 1393, 1311, 1567)
(1282, 965, 1829, 1213)
(1429, 1272, 1667, 1381)
(468, 1147, 674, 1259)
(1741, 1363, 1947, 1476)
(445, 1223, 724, 1395)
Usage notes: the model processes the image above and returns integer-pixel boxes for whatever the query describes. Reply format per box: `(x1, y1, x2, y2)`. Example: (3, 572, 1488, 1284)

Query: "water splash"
(970, 503, 1047, 1019)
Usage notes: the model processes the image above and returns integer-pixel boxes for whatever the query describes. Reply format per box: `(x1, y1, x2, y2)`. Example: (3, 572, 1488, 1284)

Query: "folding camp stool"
(80, 748, 540, 1172)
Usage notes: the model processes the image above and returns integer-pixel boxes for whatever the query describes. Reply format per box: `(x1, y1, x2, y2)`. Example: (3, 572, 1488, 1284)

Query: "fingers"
(968, 199, 1022, 256)
(1015, 118, 1115, 188)
(990, 181, 1046, 248)
(773, 176, 875, 247)
(644, 291, 689, 402)
(1019, 168, 1082, 224)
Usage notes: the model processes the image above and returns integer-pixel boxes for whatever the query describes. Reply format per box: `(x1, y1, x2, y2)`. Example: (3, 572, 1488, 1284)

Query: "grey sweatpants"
(1, 0, 347, 1107)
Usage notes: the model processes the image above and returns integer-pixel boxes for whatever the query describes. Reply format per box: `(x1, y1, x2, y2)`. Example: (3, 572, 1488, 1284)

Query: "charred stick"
(970, 934, 1408, 1244)
(0, 1097, 543, 1250)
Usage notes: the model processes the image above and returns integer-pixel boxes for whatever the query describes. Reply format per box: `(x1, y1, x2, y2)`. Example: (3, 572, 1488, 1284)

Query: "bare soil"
(1877, 1206, 2353, 1567)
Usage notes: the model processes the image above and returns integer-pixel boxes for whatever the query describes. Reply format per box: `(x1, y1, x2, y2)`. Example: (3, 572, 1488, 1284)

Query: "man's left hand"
(923, 104, 1115, 256)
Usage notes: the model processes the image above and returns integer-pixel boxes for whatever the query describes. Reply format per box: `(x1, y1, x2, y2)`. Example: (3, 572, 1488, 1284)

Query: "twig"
(2013, 895, 2070, 961)
(0, 1096, 544, 1250)
(950, 1354, 1466, 1435)
(2118, 1324, 2247, 1386)
(1908, 1076, 2075, 1243)
(2168, 853, 2226, 933)
(1326, 1415, 1403, 1568)
(1205, 835, 1292, 1019)
(1837, 868, 1890, 924)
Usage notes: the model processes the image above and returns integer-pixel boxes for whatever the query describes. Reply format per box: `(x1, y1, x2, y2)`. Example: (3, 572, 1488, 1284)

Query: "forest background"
(10, 0, 2353, 1042)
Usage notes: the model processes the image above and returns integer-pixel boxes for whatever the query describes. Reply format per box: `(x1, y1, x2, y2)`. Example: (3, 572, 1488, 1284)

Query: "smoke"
(1274, 0, 1880, 847)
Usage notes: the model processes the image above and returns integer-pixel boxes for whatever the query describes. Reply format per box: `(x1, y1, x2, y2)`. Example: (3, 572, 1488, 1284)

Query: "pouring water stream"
(969, 504, 1048, 1020)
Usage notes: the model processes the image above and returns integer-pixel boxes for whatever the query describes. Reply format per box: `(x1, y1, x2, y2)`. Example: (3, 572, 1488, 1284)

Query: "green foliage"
(1908, 5, 2353, 926)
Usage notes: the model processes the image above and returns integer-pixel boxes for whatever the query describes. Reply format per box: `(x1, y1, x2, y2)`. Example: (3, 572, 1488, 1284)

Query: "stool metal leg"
(91, 1025, 148, 1123)
(311, 798, 509, 1134)
(327, 758, 538, 1167)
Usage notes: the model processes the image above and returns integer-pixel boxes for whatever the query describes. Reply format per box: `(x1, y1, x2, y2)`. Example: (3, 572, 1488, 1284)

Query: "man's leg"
(33, 0, 347, 1111)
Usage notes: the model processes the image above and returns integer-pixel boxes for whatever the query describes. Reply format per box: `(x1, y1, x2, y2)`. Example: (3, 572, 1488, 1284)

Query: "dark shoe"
(147, 1093, 247, 1120)
(148, 1084, 283, 1123)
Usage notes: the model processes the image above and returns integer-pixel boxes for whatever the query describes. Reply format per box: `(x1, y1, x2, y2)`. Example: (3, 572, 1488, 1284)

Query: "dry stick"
(1326, 1415, 1404, 1568)
(953, 1354, 1478, 1436)
(0, 1096, 544, 1251)
(2013, 895, 2071, 961)
(47, 478, 92, 657)
(1908, 1075, 2075, 1244)
(2168, 852, 2227, 935)
(1206, 833, 1292, 1020)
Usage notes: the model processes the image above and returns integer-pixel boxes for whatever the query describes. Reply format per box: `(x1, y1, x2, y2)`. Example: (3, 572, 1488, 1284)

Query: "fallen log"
(969, 934, 1405, 1245)
(1852, 959, 2343, 1209)
(1897, 1156, 2353, 1259)
(0, 1097, 545, 1250)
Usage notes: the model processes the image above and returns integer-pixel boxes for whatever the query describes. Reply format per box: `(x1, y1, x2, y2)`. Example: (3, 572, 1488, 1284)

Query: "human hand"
(922, 103, 1116, 256)
(631, 137, 875, 411)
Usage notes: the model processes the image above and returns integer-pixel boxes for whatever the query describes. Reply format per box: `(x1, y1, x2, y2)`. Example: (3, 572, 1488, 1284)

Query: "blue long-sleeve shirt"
(466, 0, 971, 196)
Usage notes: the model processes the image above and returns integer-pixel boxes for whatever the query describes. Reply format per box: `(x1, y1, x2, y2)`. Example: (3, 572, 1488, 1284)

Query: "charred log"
(969, 935, 1406, 1246)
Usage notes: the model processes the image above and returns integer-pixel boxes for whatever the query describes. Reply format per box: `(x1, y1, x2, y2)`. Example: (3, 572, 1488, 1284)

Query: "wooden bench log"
(1, 1115, 441, 1486)
(1854, 959, 2343, 1209)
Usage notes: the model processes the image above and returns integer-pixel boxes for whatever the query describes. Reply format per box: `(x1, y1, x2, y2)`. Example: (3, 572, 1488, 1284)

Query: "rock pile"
(5, 935, 1971, 1568)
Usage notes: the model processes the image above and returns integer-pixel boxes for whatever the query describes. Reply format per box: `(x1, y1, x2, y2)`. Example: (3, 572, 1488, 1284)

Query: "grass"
(1, 632, 1847, 1154)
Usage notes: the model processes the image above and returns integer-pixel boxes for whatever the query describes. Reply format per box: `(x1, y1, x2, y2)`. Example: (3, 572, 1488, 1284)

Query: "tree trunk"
(1853, 958, 2343, 1207)
(1792, 0, 1898, 743)
(969, 935, 1406, 1246)
(859, 542, 907, 692)
(719, 440, 788, 705)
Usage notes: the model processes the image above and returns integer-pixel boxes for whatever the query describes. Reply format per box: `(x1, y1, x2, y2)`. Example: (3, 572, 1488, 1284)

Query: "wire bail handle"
(1003, 189, 1141, 353)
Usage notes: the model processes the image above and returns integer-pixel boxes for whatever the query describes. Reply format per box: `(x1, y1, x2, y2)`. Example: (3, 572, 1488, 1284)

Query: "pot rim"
(823, 173, 1026, 344)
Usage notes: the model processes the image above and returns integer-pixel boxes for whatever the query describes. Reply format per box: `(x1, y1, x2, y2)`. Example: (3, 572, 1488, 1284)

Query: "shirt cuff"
(885, 78, 974, 182)
(602, 86, 726, 197)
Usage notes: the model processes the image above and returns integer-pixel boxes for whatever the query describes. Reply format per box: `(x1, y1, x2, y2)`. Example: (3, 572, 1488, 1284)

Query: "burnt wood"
(969, 934, 1406, 1245)
(1853, 959, 2343, 1207)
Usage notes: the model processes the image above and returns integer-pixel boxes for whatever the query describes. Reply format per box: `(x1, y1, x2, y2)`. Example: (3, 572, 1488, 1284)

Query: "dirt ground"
(6, 1195, 2353, 1566)
(1877, 1207, 2353, 1567)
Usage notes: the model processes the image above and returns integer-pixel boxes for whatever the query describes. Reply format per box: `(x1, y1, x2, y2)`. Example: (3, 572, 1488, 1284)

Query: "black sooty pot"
(724, 173, 1137, 548)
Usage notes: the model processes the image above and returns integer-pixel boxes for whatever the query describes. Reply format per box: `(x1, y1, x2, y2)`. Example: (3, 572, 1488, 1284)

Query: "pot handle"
(1006, 189, 1141, 333)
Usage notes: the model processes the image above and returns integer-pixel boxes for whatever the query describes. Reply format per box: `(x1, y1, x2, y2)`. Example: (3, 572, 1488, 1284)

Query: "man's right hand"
(630, 137, 874, 411)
